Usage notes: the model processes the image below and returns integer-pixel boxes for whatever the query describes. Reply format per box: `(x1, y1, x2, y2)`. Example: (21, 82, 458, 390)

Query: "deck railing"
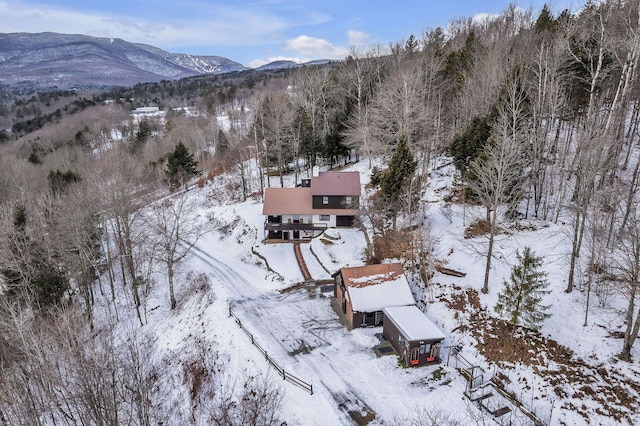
(264, 220, 328, 232)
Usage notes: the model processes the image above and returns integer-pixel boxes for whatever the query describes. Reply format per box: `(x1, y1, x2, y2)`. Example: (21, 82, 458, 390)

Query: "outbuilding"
(333, 263, 415, 328)
(383, 305, 446, 366)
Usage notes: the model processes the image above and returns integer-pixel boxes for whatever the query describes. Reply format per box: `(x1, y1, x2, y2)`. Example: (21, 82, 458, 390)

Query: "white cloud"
(285, 35, 348, 59)
(0, 1, 316, 49)
(347, 30, 370, 47)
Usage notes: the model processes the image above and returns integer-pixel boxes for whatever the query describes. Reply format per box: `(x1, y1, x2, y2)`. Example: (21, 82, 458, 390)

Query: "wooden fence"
(228, 305, 313, 395)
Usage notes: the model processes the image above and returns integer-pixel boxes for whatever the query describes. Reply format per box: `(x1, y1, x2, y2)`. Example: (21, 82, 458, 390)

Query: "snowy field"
(103, 158, 640, 425)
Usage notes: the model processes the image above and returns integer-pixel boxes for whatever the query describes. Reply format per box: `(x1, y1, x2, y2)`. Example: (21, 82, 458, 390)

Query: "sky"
(0, 0, 580, 68)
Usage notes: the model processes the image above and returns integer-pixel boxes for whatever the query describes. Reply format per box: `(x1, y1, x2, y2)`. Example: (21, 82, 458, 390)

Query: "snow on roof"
(348, 276, 415, 312)
(383, 305, 446, 342)
(343, 264, 415, 312)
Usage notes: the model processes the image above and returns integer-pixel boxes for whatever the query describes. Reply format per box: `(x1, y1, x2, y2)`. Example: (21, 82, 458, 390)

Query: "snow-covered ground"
(101, 158, 640, 425)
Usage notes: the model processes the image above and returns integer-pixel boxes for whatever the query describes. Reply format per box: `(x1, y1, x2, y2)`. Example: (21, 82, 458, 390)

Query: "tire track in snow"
(188, 241, 376, 423)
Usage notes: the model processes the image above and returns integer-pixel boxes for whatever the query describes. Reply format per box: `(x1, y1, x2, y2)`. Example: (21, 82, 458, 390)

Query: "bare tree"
(615, 210, 640, 361)
(468, 78, 528, 293)
(254, 90, 295, 187)
(100, 151, 153, 324)
(148, 192, 211, 309)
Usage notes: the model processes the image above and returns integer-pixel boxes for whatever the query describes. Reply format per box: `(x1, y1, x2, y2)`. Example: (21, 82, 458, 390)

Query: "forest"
(1, 0, 640, 424)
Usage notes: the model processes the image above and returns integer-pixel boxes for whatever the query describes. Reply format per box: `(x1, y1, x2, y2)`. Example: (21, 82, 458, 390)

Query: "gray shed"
(383, 305, 446, 366)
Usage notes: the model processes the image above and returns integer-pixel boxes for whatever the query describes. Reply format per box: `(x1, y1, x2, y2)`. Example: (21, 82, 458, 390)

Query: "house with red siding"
(333, 263, 415, 328)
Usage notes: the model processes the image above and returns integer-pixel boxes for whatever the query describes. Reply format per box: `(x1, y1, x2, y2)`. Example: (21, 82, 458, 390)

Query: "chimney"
(312, 165, 319, 178)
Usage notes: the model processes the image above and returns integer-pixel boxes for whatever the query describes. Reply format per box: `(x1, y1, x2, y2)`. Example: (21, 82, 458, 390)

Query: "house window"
(319, 215, 330, 221)
(322, 196, 329, 205)
(345, 196, 352, 206)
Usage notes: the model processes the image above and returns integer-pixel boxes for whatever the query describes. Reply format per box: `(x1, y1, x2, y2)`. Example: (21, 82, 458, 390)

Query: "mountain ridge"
(0, 32, 248, 89)
(0, 32, 335, 90)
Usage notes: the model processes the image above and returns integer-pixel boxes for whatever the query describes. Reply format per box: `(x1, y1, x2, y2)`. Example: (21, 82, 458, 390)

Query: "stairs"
(293, 243, 312, 281)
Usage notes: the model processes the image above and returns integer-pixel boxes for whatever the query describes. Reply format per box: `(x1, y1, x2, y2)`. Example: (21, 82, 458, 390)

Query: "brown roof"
(340, 263, 405, 288)
(262, 187, 359, 215)
(311, 172, 361, 196)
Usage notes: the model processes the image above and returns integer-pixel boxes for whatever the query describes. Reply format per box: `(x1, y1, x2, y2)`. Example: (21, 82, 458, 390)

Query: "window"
(322, 196, 329, 205)
(319, 215, 330, 221)
(345, 196, 353, 206)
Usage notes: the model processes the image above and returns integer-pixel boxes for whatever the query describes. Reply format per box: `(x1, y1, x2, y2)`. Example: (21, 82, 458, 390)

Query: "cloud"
(0, 1, 319, 49)
(347, 30, 370, 47)
(285, 35, 348, 59)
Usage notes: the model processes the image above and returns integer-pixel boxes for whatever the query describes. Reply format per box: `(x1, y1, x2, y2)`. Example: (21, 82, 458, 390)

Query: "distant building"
(333, 263, 415, 328)
(262, 168, 360, 241)
(132, 106, 160, 115)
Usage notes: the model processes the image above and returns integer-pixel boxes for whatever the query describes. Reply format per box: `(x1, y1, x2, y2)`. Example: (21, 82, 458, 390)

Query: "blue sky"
(0, 0, 579, 67)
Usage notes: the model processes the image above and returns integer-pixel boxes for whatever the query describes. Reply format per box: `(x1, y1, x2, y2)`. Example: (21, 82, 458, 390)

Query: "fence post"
(310, 384, 313, 395)
(282, 369, 286, 380)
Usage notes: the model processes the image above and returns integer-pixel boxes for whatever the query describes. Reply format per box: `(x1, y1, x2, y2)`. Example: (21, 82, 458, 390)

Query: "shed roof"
(340, 263, 405, 287)
(383, 305, 446, 342)
(262, 188, 360, 215)
(341, 263, 415, 312)
(311, 171, 361, 196)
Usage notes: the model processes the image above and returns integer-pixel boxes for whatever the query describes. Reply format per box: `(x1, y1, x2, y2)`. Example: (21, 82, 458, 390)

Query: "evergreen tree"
(1, 203, 68, 309)
(130, 120, 152, 154)
(495, 247, 551, 330)
(48, 169, 81, 196)
(405, 34, 418, 53)
(166, 142, 200, 190)
(217, 129, 230, 157)
(534, 4, 557, 34)
(370, 166, 382, 187)
(380, 135, 418, 226)
(447, 116, 491, 176)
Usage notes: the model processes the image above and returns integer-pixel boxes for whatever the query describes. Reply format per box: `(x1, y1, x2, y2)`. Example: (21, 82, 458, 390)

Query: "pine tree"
(380, 135, 418, 227)
(381, 135, 417, 202)
(166, 142, 200, 190)
(217, 129, 229, 157)
(495, 247, 551, 330)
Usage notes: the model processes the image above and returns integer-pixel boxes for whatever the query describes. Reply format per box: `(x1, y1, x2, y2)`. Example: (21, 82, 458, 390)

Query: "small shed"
(383, 305, 446, 366)
(333, 263, 415, 328)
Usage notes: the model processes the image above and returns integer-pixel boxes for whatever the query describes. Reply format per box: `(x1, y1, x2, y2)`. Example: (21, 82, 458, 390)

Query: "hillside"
(0, 32, 247, 89)
(35, 159, 633, 425)
(1, 1, 640, 424)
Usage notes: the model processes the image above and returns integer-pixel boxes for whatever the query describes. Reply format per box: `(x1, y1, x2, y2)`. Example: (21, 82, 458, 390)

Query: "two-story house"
(262, 168, 360, 241)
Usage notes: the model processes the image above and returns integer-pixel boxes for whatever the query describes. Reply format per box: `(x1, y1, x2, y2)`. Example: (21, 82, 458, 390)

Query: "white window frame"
(322, 196, 329, 205)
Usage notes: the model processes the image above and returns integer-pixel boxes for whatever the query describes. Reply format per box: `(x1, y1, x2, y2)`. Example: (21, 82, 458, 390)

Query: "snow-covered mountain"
(134, 43, 247, 74)
(256, 59, 335, 71)
(0, 32, 247, 89)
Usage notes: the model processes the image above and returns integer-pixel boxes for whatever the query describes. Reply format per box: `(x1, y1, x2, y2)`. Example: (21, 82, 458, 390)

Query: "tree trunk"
(482, 206, 496, 294)
(620, 288, 636, 361)
(168, 261, 176, 310)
